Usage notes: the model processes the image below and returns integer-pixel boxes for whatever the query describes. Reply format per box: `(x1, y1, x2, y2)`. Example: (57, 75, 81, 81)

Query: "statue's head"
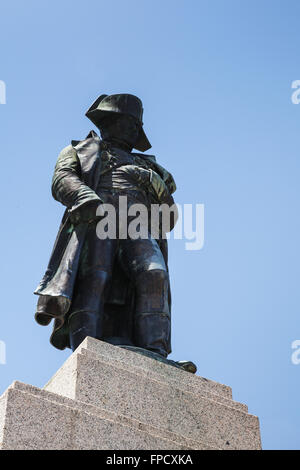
(86, 94, 151, 152)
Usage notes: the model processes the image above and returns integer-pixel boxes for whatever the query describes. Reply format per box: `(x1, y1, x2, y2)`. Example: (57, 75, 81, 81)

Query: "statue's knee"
(136, 269, 169, 289)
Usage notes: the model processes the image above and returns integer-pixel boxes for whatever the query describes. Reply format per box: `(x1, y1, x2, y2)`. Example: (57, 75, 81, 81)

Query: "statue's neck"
(102, 138, 133, 153)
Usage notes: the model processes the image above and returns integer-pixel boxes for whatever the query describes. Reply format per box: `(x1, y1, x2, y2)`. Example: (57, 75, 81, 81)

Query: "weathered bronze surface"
(34, 93, 196, 373)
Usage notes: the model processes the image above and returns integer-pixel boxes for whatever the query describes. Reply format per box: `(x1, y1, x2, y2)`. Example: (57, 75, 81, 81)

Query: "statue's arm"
(52, 145, 102, 224)
(149, 166, 178, 233)
(135, 165, 178, 233)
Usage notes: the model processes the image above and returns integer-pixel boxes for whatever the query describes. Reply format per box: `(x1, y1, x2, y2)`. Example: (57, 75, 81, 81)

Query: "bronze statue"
(34, 93, 196, 373)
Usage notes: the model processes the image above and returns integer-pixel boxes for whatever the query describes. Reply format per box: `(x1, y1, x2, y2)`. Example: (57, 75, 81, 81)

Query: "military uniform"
(35, 95, 178, 358)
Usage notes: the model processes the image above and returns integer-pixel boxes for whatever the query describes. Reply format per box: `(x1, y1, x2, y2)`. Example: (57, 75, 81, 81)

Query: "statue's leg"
(118, 236, 171, 358)
(68, 225, 117, 351)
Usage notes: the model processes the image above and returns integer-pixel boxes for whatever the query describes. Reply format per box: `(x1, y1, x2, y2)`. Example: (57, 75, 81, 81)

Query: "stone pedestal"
(0, 337, 262, 450)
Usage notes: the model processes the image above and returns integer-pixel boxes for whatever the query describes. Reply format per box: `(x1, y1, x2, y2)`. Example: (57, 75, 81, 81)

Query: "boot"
(134, 312, 171, 358)
(68, 310, 103, 351)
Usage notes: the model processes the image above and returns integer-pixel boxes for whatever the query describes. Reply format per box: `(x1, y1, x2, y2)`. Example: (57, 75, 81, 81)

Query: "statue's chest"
(100, 149, 152, 175)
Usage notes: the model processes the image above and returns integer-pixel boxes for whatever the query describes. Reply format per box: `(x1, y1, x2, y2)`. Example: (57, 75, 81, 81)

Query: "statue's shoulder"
(59, 144, 77, 157)
(55, 145, 79, 168)
(132, 152, 157, 163)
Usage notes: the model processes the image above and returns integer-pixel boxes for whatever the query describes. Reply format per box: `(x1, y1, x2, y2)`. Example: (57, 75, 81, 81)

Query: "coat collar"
(71, 130, 99, 148)
(71, 130, 157, 163)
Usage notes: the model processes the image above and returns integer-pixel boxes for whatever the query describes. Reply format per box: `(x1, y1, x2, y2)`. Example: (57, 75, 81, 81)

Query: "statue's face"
(100, 114, 141, 148)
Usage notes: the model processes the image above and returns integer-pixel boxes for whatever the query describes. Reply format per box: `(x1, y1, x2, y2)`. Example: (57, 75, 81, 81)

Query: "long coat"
(34, 131, 177, 351)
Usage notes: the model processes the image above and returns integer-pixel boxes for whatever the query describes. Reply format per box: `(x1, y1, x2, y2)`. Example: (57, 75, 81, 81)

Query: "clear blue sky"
(0, 0, 299, 450)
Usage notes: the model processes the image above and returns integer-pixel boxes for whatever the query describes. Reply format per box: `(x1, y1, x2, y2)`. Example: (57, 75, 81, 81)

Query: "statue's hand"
(121, 165, 151, 185)
(121, 165, 170, 202)
(69, 199, 103, 226)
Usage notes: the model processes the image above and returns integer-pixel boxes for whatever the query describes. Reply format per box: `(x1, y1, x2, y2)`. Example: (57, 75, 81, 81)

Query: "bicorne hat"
(85, 93, 151, 152)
